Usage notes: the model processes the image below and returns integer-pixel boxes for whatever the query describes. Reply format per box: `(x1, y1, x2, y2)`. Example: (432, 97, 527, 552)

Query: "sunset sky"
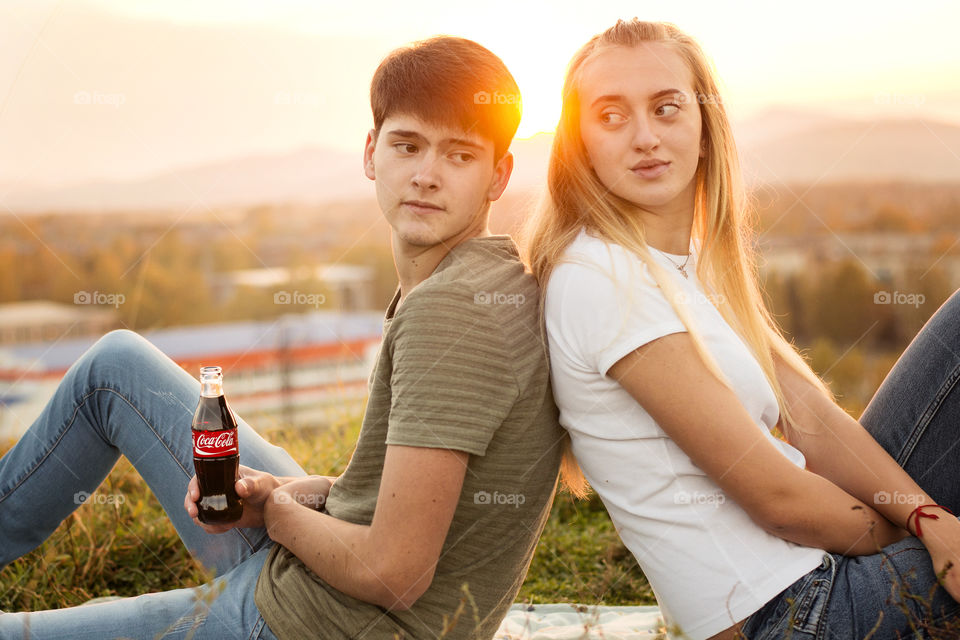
(1, 0, 958, 190)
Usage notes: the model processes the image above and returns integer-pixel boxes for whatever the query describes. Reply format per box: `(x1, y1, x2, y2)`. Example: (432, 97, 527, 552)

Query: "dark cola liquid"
(195, 455, 242, 523)
(192, 395, 243, 524)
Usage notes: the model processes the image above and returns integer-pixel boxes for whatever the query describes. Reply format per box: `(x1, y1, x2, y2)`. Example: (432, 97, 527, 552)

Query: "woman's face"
(577, 43, 704, 219)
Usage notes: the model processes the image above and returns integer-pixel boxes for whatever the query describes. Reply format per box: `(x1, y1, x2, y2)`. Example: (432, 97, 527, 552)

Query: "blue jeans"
(0, 330, 308, 639)
(742, 289, 960, 639)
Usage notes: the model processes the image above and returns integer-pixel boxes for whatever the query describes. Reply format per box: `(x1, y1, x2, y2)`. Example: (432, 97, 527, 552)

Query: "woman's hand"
(916, 508, 960, 602)
(183, 464, 282, 533)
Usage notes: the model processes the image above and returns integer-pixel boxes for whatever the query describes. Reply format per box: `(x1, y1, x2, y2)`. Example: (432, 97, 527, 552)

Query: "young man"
(0, 37, 563, 639)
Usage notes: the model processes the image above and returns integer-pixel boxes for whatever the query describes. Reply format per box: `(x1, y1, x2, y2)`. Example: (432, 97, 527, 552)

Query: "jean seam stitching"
(895, 360, 960, 466)
(248, 615, 264, 640)
(812, 556, 836, 640)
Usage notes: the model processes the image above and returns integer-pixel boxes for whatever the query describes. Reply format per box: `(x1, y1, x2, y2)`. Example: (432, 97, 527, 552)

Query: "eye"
(599, 111, 627, 125)
(393, 142, 417, 154)
(656, 103, 681, 117)
(450, 152, 475, 164)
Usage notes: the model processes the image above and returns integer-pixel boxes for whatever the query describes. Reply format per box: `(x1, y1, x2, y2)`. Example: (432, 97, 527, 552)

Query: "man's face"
(363, 114, 512, 253)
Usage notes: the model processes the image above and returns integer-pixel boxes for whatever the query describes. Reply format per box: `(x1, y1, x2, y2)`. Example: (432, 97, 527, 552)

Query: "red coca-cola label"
(193, 427, 239, 458)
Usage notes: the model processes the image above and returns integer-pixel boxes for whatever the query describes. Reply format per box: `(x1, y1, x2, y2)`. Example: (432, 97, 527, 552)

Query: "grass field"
(4, 414, 960, 639)
(0, 414, 653, 613)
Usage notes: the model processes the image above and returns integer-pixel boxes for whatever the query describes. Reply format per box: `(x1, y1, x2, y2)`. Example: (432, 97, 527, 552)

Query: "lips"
(402, 200, 444, 213)
(630, 160, 670, 179)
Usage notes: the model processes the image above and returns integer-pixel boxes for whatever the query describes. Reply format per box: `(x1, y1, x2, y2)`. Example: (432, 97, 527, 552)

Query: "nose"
(631, 116, 660, 152)
(411, 152, 441, 191)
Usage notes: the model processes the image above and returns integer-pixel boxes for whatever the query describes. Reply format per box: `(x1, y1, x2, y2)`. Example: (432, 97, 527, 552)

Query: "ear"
(699, 136, 707, 158)
(486, 151, 514, 202)
(363, 129, 377, 181)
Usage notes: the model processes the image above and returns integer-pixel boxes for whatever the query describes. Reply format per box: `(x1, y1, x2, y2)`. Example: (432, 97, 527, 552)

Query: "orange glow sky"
(1, 0, 958, 188)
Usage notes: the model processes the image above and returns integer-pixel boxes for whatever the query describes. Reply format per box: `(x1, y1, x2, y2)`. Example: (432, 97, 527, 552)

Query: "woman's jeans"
(742, 289, 960, 639)
(0, 329, 307, 639)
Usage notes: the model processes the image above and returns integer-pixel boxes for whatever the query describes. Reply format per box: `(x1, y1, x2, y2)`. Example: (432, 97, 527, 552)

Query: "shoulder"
(553, 230, 649, 281)
(547, 230, 654, 307)
(412, 237, 538, 318)
(391, 237, 537, 348)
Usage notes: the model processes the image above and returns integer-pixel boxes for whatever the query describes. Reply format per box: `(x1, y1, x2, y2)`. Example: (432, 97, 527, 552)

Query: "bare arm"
(263, 445, 468, 610)
(774, 354, 960, 598)
(608, 332, 907, 556)
(772, 354, 935, 531)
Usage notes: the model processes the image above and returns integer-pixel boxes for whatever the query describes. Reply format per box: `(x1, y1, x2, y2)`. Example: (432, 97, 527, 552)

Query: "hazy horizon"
(1, 0, 958, 194)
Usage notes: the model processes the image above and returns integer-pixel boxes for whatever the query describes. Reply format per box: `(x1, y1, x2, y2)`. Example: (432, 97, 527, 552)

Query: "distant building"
(0, 311, 384, 441)
(211, 264, 376, 311)
(758, 233, 960, 287)
(0, 300, 120, 346)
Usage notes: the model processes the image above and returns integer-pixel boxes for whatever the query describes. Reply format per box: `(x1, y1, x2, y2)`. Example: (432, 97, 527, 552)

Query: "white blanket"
(495, 603, 665, 639)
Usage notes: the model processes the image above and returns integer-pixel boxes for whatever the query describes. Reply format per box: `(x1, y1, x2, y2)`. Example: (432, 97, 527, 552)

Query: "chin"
(620, 190, 676, 209)
(398, 230, 445, 247)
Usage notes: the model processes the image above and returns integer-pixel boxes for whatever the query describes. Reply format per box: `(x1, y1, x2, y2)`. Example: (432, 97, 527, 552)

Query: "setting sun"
(1, 0, 957, 189)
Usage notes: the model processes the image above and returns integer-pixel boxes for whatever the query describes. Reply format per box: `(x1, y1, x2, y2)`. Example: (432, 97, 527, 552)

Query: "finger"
(187, 476, 199, 500)
(237, 477, 254, 498)
(240, 476, 270, 500)
(184, 490, 197, 516)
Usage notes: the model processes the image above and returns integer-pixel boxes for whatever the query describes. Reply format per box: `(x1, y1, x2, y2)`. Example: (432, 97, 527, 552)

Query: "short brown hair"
(370, 36, 522, 162)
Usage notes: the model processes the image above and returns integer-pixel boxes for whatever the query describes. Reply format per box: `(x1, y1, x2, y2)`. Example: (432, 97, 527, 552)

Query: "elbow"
(758, 507, 792, 537)
(751, 488, 800, 536)
(373, 562, 436, 611)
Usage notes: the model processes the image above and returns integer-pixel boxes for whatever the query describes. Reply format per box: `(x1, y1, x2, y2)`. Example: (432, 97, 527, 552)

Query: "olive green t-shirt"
(255, 235, 564, 639)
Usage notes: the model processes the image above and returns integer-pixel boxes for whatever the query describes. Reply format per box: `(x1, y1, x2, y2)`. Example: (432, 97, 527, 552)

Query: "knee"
(79, 330, 155, 383)
(92, 329, 149, 359)
(932, 289, 960, 336)
(944, 288, 960, 314)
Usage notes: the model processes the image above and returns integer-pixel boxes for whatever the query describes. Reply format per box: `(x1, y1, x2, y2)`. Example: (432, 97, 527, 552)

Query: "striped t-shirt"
(255, 235, 564, 639)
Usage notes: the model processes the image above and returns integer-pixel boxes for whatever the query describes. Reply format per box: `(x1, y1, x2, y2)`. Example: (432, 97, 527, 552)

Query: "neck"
(636, 207, 694, 256)
(643, 218, 693, 256)
(393, 223, 490, 305)
(632, 180, 696, 255)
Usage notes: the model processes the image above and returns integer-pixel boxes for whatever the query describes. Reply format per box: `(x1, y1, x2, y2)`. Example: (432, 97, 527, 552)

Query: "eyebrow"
(384, 129, 485, 150)
(590, 88, 684, 109)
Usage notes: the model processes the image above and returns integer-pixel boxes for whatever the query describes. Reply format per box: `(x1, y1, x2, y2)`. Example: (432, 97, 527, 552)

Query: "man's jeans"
(0, 329, 307, 639)
(742, 289, 960, 638)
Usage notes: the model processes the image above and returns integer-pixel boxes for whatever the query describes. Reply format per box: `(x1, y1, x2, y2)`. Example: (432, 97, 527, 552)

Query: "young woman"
(525, 18, 960, 640)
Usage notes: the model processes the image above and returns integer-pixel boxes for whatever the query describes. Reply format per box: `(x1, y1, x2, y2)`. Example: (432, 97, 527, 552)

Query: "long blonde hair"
(523, 19, 833, 498)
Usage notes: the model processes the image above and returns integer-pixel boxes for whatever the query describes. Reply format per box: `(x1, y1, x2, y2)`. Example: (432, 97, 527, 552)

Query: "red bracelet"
(907, 503, 955, 537)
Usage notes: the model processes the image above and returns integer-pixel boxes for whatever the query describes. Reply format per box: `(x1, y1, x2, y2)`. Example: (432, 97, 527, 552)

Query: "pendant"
(677, 266, 688, 279)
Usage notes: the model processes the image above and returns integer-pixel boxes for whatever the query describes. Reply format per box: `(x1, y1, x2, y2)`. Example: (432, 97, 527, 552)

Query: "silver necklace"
(653, 247, 692, 279)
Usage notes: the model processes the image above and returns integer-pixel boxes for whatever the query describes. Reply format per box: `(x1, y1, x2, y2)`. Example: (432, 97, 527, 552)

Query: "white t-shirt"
(544, 229, 825, 640)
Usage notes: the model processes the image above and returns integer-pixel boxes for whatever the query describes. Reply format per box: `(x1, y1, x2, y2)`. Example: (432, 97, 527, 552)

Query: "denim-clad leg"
(743, 289, 960, 639)
(859, 288, 960, 511)
(0, 329, 307, 639)
(824, 289, 960, 635)
(1, 545, 280, 640)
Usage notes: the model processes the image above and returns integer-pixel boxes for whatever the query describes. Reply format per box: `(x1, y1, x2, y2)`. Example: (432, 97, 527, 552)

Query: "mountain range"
(3, 107, 958, 214)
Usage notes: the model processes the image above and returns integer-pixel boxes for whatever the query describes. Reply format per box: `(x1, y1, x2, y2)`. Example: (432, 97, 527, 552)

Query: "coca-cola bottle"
(192, 365, 243, 524)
